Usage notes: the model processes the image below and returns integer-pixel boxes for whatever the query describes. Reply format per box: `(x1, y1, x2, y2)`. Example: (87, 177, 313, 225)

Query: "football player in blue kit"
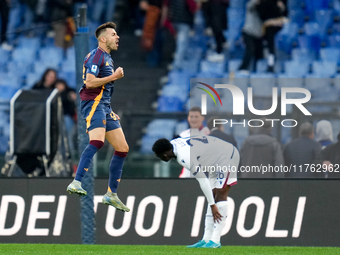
(67, 22, 129, 212)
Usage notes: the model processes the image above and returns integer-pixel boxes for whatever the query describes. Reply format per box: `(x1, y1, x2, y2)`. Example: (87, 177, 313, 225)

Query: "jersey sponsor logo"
(106, 61, 109, 66)
(186, 137, 209, 147)
(84, 168, 88, 171)
(117, 179, 121, 182)
(91, 65, 98, 73)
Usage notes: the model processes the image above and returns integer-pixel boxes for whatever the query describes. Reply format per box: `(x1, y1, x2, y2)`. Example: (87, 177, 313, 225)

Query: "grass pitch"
(0, 244, 339, 255)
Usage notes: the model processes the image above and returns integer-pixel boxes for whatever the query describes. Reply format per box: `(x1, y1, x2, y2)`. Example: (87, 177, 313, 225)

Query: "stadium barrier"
(0, 178, 339, 246)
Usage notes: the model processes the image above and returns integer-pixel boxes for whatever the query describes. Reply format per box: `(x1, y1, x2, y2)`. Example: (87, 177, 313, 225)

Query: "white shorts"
(209, 148, 239, 189)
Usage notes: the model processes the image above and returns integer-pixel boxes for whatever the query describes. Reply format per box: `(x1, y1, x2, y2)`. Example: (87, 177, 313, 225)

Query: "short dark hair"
(299, 122, 314, 136)
(95, 22, 117, 39)
(54, 78, 68, 87)
(189, 106, 202, 114)
(152, 138, 172, 155)
(207, 116, 219, 129)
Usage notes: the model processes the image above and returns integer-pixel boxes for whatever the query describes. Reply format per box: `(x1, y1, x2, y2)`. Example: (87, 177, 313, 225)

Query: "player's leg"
(194, 205, 214, 247)
(204, 187, 229, 248)
(67, 106, 106, 196)
(75, 128, 105, 181)
(203, 150, 239, 248)
(105, 127, 129, 194)
(67, 127, 105, 196)
(196, 171, 224, 249)
(187, 177, 218, 248)
(201, 189, 217, 242)
(102, 117, 130, 212)
(188, 206, 215, 248)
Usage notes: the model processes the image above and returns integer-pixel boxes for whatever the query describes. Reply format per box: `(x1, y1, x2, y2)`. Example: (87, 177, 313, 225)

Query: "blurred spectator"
(32, 68, 57, 89)
(6, 0, 37, 42)
(239, 119, 284, 178)
(0, 0, 12, 50)
(284, 122, 324, 178)
(73, 0, 86, 17)
(128, 0, 147, 36)
(163, 0, 197, 70)
(238, 0, 263, 73)
(202, 0, 229, 62)
(91, 0, 117, 24)
(54, 79, 77, 155)
(207, 117, 237, 148)
(21, 0, 37, 35)
(140, 0, 164, 67)
(48, 0, 74, 48)
(178, 106, 209, 178)
(54, 78, 77, 118)
(322, 132, 340, 178)
(315, 120, 333, 149)
(179, 106, 209, 138)
(35, 0, 49, 22)
(257, 0, 288, 72)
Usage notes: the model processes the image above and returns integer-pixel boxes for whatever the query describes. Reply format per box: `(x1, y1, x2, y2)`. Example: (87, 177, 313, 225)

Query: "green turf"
(0, 244, 339, 255)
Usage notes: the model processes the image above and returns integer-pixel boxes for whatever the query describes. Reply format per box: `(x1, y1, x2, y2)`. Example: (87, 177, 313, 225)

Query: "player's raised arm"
(85, 67, 124, 89)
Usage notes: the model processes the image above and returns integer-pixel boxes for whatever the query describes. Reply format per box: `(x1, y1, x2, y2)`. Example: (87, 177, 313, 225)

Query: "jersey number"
(110, 111, 117, 120)
(186, 136, 209, 147)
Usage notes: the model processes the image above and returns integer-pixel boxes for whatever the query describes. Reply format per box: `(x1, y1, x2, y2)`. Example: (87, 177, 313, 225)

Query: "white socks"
(202, 201, 229, 243)
(210, 201, 228, 244)
(202, 205, 214, 242)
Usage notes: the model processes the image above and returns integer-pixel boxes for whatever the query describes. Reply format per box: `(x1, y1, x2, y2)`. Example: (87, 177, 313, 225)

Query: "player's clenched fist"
(113, 67, 124, 80)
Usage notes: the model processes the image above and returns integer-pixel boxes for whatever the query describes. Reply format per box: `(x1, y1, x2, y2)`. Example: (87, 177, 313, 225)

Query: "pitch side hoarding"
(0, 178, 339, 246)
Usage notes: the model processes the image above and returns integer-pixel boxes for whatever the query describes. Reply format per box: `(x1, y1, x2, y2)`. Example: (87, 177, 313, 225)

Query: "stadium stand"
(1, 0, 340, 176)
(320, 47, 340, 62)
(140, 119, 177, 154)
(139, 0, 340, 155)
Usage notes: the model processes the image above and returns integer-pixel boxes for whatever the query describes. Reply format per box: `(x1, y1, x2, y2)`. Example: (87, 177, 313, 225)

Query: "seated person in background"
(32, 68, 57, 90)
(178, 106, 210, 178)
